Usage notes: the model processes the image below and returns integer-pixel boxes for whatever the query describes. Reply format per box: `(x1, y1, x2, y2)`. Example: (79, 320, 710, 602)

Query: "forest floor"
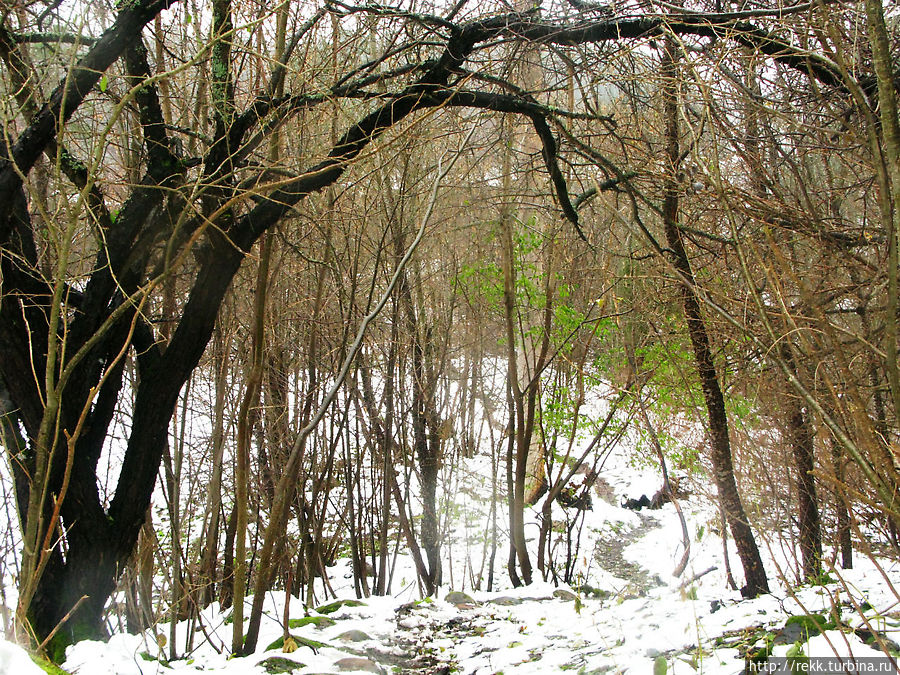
(8, 474, 897, 674)
(4, 424, 900, 674)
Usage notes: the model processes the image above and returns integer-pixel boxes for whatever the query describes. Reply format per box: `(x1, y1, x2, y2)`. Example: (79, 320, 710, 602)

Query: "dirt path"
(591, 512, 664, 598)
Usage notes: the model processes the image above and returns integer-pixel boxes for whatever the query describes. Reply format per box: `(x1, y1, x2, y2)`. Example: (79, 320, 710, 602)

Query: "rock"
(265, 634, 329, 652)
(316, 599, 366, 615)
(775, 613, 837, 645)
(649, 476, 690, 509)
(854, 627, 900, 653)
(257, 656, 305, 674)
(553, 589, 578, 602)
(557, 487, 593, 510)
(334, 656, 383, 672)
(488, 596, 524, 606)
(591, 476, 617, 504)
(445, 591, 477, 607)
(622, 495, 650, 510)
(289, 615, 336, 629)
(337, 629, 372, 642)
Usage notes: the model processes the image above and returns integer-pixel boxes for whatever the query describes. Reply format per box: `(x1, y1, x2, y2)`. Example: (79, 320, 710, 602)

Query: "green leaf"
(265, 634, 329, 653)
(99, 75, 108, 93)
(653, 655, 668, 675)
(786, 641, 809, 672)
(785, 613, 834, 638)
(785, 642, 805, 658)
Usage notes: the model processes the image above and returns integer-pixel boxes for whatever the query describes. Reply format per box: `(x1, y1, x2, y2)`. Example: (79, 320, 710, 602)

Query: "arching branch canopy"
(0, 0, 889, 652)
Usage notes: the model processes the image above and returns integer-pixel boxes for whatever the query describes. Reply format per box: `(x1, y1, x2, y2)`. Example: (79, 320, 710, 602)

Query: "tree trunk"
(829, 436, 853, 569)
(785, 394, 822, 580)
(232, 233, 272, 654)
(198, 322, 232, 607)
(395, 221, 443, 591)
(660, 32, 768, 597)
(863, 0, 900, 424)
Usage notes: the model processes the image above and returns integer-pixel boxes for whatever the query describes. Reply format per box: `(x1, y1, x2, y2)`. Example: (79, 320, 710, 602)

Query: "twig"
(680, 565, 717, 588)
(38, 594, 88, 652)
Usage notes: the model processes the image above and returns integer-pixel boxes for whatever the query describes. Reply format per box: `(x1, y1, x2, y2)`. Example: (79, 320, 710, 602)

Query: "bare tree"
(1, 0, 896, 657)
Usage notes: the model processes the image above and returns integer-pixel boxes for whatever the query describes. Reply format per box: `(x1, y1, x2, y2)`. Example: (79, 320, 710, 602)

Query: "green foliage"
(137, 652, 172, 668)
(257, 656, 305, 674)
(716, 626, 775, 663)
(746, 632, 776, 663)
(454, 216, 592, 352)
(634, 334, 703, 415)
(288, 616, 336, 629)
(314, 598, 365, 615)
(653, 655, 668, 675)
(540, 384, 579, 440)
(806, 571, 837, 587)
(785, 641, 808, 671)
(454, 259, 504, 310)
(724, 393, 761, 428)
(42, 619, 98, 664)
(784, 612, 835, 639)
(30, 654, 74, 674)
(552, 299, 587, 350)
(585, 311, 707, 472)
(264, 635, 329, 653)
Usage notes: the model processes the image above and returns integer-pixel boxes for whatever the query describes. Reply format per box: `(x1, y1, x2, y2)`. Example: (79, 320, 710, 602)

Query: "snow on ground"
(4, 369, 899, 673)
(51, 458, 900, 675)
(0, 638, 44, 675)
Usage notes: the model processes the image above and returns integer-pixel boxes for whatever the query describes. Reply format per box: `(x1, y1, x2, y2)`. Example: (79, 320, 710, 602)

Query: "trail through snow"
(43, 495, 900, 674)
(3, 372, 899, 674)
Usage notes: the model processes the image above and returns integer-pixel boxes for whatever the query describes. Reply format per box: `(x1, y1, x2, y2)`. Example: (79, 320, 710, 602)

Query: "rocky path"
(590, 512, 665, 598)
(335, 513, 669, 674)
(258, 514, 670, 674)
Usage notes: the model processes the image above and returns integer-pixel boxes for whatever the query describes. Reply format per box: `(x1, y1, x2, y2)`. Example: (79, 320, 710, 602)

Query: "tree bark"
(785, 394, 822, 580)
(660, 32, 768, 597)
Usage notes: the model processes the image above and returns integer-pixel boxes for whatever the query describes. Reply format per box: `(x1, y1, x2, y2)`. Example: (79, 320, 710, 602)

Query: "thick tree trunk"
(29, 519, 120, 660)
(660, 33, 768, 597)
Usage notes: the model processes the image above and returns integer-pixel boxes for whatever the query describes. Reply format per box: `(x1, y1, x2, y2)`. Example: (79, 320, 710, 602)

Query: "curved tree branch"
(0, 0, 179, 217)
